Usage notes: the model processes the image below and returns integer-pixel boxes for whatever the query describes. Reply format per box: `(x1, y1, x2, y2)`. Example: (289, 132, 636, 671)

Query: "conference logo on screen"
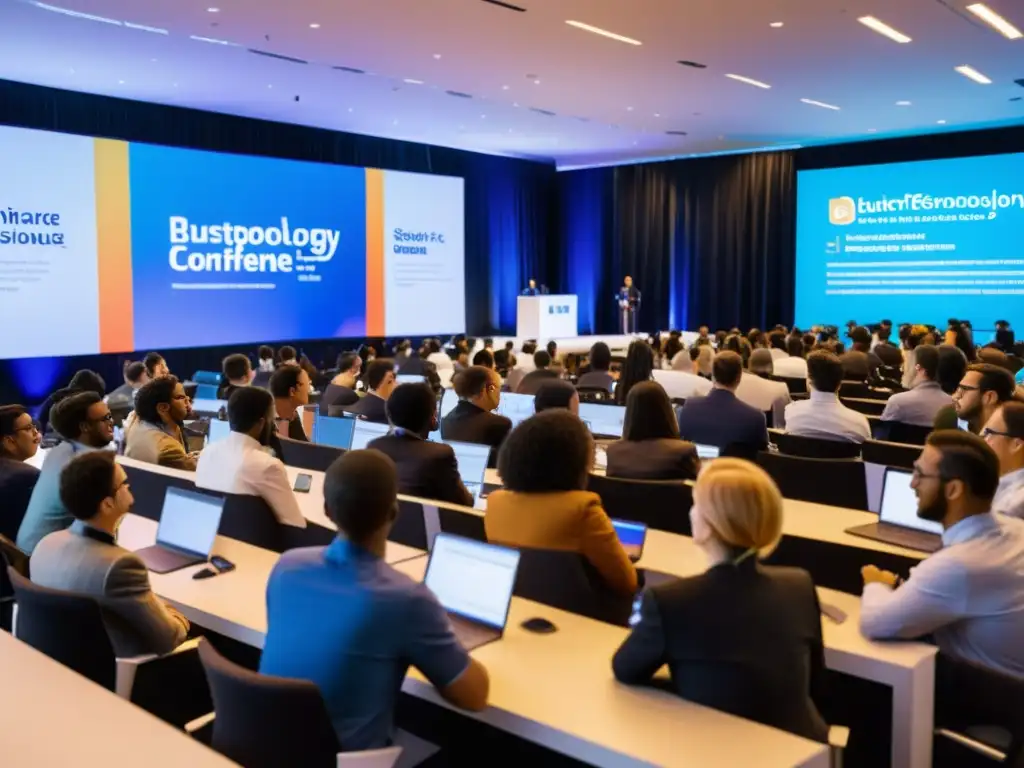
(167, 216, 340, 277)
(0, 206, 66, 247)
(828, 197, 857, 226)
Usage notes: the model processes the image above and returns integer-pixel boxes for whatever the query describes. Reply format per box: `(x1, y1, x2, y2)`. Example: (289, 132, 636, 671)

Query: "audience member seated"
(17, 393, 114, 553)
(576, 342, 615, 392)
(612, 458, 828, 742)
(257, 345, 276, 373)
(984, 402, 1024, 520)
(860, 430, 1024, 677)
(37, 369, 106, 435)
(471, 349, 494, 370)
(440, 366, 511, 467)
(324, 352, 362, 408)
(492, 348, 511, 378)
(677, 351, 768, 458)
(534, 381, 579, 415)
(935, 344, 969, 397)
(270, 365, 311, 442)
(218, 353, 254, 400)
(486, 410, 638, 596)
(515, 350, 560, 395)
(30, 451, 189, 656)
(662, 333, 685, 369)
(343, 360, 396, 423)
(785, 351, 871, 443)
(736, 352, 791, 428)
(124, 377, 197, 472)
(687, 344, 714, 379)
(615, 341, 655, 406)
(195, 388, 306, 528)
(0, 405, 41, 541)
(106, 361, 150, 411)
(259, 450, 489, 749)
(425, 339, 453, 371)
(873, 327, 904, 369)
(841, 326, 882, 382)
(606, 381, 699, 481)
(880, 345, 950, 427)
(901, 326, 934, 389)
(938, 363, 1017, 432)
(278, 345, 299, 367)
(772, 336, 809, 380)
(144, 351, 170, 379)
(505, 341, 538, 393)
(367, 383, 473, 507)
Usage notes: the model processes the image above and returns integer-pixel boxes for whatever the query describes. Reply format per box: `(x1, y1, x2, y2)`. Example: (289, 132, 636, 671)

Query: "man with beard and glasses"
(195, 387, 306, 528)
(943, 363, 1017, 433)
(859, 430, 1024, 677)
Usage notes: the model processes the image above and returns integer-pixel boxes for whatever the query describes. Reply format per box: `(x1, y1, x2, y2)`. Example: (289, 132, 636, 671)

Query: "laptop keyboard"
(876, 524, 942, 553)
(449, 613, 500, 650)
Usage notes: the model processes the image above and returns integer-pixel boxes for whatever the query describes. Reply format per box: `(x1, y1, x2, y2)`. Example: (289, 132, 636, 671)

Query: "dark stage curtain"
(0, 79, 555, 404)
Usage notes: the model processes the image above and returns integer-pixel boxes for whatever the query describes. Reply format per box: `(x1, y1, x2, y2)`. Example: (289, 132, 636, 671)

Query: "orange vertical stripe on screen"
(94, 139, 134, 353)
(365, 168, 385, 336)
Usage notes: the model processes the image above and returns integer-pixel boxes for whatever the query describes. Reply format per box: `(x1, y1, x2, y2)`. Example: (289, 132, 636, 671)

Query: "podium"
(516, 294, 578, 339)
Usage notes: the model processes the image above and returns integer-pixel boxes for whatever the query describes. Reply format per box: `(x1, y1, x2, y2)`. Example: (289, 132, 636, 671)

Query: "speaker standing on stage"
(521, 279, 548, 296)
(617, 276, 641, 334)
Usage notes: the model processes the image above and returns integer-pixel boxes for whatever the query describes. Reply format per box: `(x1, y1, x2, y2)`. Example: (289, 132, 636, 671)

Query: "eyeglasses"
(982, 427, 1024, 440)
(911, 466, 943, 481)
(13, 422, 40, 434)
(90, 413, 114, 423)
(955, 384, 980, 394)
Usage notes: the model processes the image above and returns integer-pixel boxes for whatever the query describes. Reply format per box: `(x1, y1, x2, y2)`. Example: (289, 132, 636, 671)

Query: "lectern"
(516, 295, 578, 339)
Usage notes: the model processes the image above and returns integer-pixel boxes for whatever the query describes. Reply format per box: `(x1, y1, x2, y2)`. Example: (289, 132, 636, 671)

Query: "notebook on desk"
(845, 468, 942, 553)
(423, 534, 521, 650)
(132, 487, 225, 573)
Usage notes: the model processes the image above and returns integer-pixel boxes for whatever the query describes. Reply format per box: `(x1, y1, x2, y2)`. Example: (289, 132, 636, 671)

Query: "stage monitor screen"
(795, 152, 1024, 330)
(0, 125, 465, 359)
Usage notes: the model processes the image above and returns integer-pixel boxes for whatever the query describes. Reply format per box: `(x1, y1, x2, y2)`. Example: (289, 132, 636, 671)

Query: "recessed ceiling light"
(393, 119, 399, 125)
(955, 65, 993, 84)
(966, 3, 1022, 39)
(770, 21, 784, 28)
(896, 100, 912, 106)
(309, 23, 320, 28)
(725, 73, 771, 89)
(433, 53, 442, 59)
(207, 7, 219, 12)
(118, 79, 124, 84)
(502, 84, 509, 90)
(565, 20, 642, 45)
(626, 106, 634, 111)
(857, 16, 912, 43)
(937, 119, 947, 124)
(654, 112, 661, 117)
(348, 107, 353, 112)
(481, 114, 486, 118)
(513, 102, 519, 107)
(533, 79, 541, 85)
(801, 98, 841, 110)
(267, 84, 273, 89)
(867, 128, 878, 133)
(151, 58, 157, 62)
(404, 78, 424, 84)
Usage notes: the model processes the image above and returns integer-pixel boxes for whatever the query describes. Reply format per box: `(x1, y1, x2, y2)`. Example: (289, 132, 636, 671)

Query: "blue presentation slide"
(795, 153, 1024, 331)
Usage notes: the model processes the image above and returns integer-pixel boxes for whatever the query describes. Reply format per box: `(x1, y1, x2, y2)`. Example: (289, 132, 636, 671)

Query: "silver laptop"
(845, 468, 943, 553)
(495, 392, 536, 428)
(133, 487, 225, 573)
(424, 534, 521, 650)
(205, 419, 231, 447)
(695, 443, 720, 460)
(612, 518, 648, 563)
(578, 403, 626, 438)
(349, 420, 391, 451)
(190, 398, 228, 417)
(448, 440, 491, 506)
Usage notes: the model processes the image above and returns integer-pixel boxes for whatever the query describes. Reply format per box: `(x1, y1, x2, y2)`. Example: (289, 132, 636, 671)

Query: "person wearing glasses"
(860, 430, 1024, 677)
(30, 451, 190, 656)
(0, 405, 42, 540)
(16, 392, 115, 553)
(124, 376, 197, 472)
(983, 402, 1024, 520)
(937, 363, 1018, 433)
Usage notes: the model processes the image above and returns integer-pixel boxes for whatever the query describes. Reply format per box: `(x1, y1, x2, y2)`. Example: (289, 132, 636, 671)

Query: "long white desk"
(0, 630, 235, 767)
(115, 516, 828, 767)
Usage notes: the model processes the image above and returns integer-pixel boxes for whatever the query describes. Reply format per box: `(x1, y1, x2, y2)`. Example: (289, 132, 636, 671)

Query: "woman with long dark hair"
(615, 340, 654, 405)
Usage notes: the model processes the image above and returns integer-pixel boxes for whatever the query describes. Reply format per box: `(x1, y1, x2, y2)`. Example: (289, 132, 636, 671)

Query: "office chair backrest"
(512, 548, 633, 626)
(875, 421, 932, 446)
(840, 397, 887, 417)
(436, 506, 487, 543)
(586, 474, 693, 536)
(861, 439, 922, 470)
(277, 435, 344, 473)
(391, 500, 429, 550)
(756, 452, 869, 510)
(769, 375, 808, 395)
(0, 534, 29, 578)
(838, 381, 895, 400)
(772, 432, 862, 460)
(8, 567, 116, 690)
(198, 639, 340, 768)
(120, 463, 196, 521)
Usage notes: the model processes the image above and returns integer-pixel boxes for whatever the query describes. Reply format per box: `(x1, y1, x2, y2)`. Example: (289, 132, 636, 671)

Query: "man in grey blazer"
(30, 451, 189, 657)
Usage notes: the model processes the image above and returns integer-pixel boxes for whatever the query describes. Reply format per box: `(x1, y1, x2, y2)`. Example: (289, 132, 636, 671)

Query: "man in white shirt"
(983, 402, 1024, 519)
(650, 368, 712, 401)
(880, 345, 951, 427)
(195, 387, 306, 528)
(768, 331, 788, 361)
(772, 336, 809, 380)
(505, 341, 537, 393)
(860, 430, 1024, 677)
(425, 339, 453, 371)
(784, 351, 871, 443)
(735, 349, 791, 428)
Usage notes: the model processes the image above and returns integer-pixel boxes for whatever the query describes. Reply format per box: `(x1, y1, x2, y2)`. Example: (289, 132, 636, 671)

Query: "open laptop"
(350, 420, 391, 451)
(396, 374, 426, 385)
(845, 468, 943, 553)
(447, 440, 491, 507)
(495, 392, 536, 428)
(133, 487, 225, 573)
(695, 443, 721, 460)
(578, 403, 626, 438)
(190, 398, 228, 418)
(423, 534, 521, 650)
(612, 519, 648, 563)
(317, 414, 357, 450)
(439, 389, 459, 420)
(205, 419, 231, 447)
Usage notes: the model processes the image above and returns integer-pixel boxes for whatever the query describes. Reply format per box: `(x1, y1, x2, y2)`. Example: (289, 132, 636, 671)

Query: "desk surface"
(0, 631, 235, 768)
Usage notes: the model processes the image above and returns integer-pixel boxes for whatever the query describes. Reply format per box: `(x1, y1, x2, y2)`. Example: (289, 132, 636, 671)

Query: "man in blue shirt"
(860, 430, 1024, 677)
(16, 392, 114, 553)
(259, 449, 490, 751)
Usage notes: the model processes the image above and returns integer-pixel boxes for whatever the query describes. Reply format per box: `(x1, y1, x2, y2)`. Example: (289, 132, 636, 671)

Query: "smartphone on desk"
(293, 473, 313, 493)
(210, 555, 236, 574)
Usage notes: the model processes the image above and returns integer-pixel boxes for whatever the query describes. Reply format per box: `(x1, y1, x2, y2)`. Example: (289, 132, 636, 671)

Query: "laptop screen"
(578, 403, 626, 437)
(448, 440, 491, 501)
(695, 443, 720, 459)
(317, 415, 356, 450)
(350, 420, 391, 451)
(396, 374, 426, 385)
(495, 392, 536, 427)
(439, 389, 459, 419)
(191, 398, 227, 416)
(880, 468, 943, 535)
(155, 487, 225, 557)
(612, 519, 647, 561)
(424, 534, 520, 630)
(206, 419, 231, 446)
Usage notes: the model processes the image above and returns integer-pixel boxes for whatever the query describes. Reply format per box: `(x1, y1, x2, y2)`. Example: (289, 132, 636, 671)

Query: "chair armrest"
(336, 746, 403, 768)
(115, 637, 202, 699)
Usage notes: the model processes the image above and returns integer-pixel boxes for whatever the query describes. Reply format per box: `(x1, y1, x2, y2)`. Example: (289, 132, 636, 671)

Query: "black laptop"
(133, 487, 225, 573)
(846, 468, 943, 553)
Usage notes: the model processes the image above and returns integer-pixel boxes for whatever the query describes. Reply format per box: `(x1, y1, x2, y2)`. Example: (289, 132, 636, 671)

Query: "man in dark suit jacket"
(441, 367, 511, 468)
(0, 405, 42, 541)
(675, 351, 768, 459)
(368, 382, 473, 507)
(343, 359, 396, 424)
(515, 350, 560, 395)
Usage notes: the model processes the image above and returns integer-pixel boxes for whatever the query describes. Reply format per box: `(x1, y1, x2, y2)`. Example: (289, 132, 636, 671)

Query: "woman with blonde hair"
(612, 459, 829, 742)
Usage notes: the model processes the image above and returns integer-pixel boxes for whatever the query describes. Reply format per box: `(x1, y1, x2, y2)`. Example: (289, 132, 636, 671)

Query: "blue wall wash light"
(9, 356, 64, 400)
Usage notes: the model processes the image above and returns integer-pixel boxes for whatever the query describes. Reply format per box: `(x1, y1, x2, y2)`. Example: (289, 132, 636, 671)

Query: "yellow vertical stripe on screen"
(94, 139, 134, 353)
